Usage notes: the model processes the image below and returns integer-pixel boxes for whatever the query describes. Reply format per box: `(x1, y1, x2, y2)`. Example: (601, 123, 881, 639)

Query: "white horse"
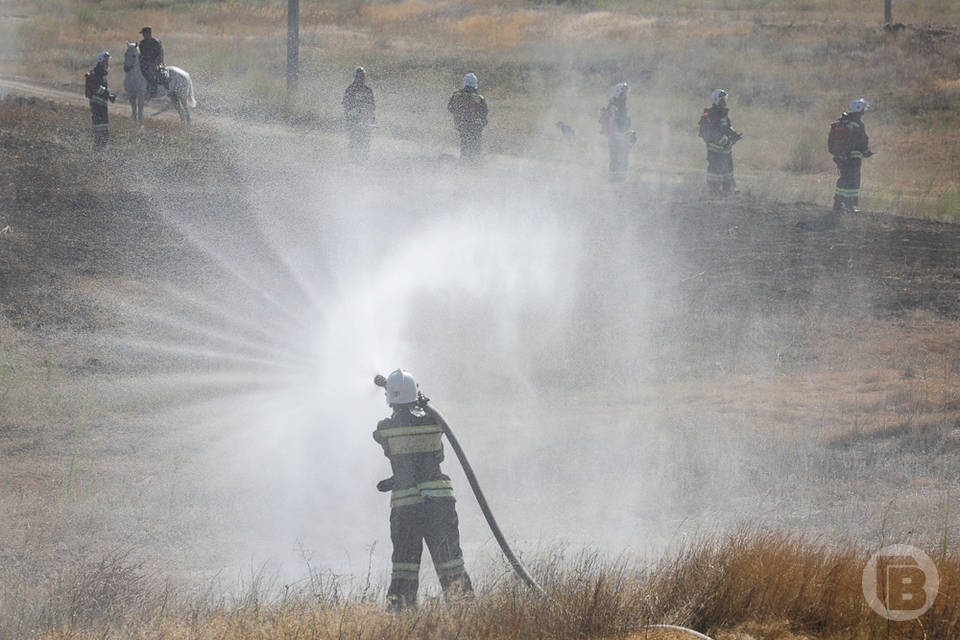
(123, 41, 197, 128)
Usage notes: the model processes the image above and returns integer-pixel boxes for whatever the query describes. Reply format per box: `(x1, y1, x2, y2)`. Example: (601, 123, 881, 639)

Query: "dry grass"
(19, 531, 960, 639)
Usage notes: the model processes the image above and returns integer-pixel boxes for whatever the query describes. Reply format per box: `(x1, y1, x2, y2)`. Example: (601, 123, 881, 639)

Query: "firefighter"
(342, 66, 376, 164)
(373, 369, 473, 611)
(603, 82, 635, 183)
(700, 89, 742, 195)
(831, 98, 873, 213)
(88, 51, 116, 148)
(447, 73, 488, 164)
(137, 26, 165, 99)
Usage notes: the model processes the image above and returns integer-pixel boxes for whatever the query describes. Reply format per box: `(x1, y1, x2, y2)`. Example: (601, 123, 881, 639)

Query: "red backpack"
(698, 110, 712, 140)
(84, 72, 94, 98)
(828, 120, 852, 155)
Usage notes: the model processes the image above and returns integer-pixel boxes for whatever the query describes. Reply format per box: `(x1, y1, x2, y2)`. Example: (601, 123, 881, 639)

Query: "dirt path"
(0, 73, 184, 122)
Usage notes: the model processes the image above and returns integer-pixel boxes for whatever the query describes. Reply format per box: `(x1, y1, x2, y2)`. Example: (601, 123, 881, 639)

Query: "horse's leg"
(172, 95, 185, 128)
(138, 94, 144, 126)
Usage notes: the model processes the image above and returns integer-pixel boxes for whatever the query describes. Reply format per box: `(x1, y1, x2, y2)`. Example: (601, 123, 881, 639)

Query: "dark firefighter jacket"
(343, 80, 375, 126)
(374, 406, 455, 509)
(704, 105, 740, 154)
(138, 37, 164, 66)
(607, 96, 630, 135)
(88, 61, 111, 107)
(448, 87, 487, 128)
(834, 112, 871, 160)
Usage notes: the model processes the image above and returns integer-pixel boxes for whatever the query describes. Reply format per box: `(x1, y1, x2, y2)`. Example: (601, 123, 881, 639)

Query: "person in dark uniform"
(88, 51, 116, 148)
(373, 369, 473, 611)
(447, 73, 488, 165)
(342, 66, 376, 164)
(831, 98, 873, 213)
(604, 82, 635, 183)
(700, 89, 742, 195)
(137, 26, 164, 98)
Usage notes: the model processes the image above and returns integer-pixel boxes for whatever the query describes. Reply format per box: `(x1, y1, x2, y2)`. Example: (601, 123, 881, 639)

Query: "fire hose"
(373, 375, 714, 640)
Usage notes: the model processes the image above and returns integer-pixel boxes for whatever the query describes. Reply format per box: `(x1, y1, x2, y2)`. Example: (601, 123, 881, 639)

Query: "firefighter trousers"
(608, 134, 630, 183)
(833, 156, 862, 211)
(707, 149, 735, 193)
(387, 498, 473, 610)
(457, 125, 483, 164)
(347, 124, 372, 164)
(90, 101, 109, 148)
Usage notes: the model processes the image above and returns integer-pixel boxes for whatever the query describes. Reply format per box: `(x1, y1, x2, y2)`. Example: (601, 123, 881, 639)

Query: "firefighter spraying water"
(373, 371, 544, 609)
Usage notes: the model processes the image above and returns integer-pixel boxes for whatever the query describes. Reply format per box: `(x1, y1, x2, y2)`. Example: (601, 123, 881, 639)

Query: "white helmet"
(97, 51, 110, 63)
(848, 98, 870, 113)
(711, 89, 728, 105)
(463, 73, 478, 89)
(613, 82, 629, 98)
(354, 66, 365, 80)
(385, 369, 418, 405)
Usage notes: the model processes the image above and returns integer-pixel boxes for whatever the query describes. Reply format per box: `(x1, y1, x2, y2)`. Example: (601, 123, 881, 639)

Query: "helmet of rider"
(712, 89, 728, 106)
(463, 73, 478, 89)
(385, 369, 418, 405)
(848, 98, 870, 114)
(613, 82, 629, 98)
(97, 51, 110, 64)
(139, 26, 152, 35)
(354, 66, 366, 81)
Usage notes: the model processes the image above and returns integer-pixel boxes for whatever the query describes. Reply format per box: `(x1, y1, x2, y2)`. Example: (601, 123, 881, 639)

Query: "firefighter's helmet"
(712, 89, 728, 105)
(463, 73, 478, 89)
(354, 66, 366, 80)
(848, 98, 870, 113)
(613, 82, 629, 98)
(385, 369, 418, 405)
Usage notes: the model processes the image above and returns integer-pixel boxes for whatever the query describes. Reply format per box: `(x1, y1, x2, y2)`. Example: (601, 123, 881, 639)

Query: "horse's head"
(123, 42, 138, 71)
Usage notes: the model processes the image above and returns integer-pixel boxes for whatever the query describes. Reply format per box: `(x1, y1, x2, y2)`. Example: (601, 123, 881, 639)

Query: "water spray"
(374, 374, 545, 595)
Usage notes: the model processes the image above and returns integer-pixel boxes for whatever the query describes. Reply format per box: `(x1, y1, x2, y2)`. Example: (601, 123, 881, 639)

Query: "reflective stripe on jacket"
(375, 406, 455, 508)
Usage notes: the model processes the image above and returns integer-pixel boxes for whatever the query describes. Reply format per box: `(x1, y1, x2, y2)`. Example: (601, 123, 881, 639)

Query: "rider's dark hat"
(139, 26, 152, 34)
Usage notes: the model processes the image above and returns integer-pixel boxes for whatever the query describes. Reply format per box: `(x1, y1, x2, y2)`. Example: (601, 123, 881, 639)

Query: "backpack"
(451, 91, 480, 126)
(698, 110, 712, 141)
(598, 106, 611, 136)
(84, 72, 94, 99)
(828, 120, 852, 155)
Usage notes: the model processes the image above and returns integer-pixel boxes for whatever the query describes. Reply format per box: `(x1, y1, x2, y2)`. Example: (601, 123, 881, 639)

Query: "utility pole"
(884, 0, 892, 24)
(287, 0, 299, 92)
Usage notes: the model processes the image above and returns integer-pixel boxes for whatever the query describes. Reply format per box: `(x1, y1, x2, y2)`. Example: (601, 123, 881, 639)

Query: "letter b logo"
(863, 545, 938, 621)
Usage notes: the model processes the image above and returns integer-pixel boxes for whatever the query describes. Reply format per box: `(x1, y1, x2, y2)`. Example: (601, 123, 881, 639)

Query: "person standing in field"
(698, 89, 742, 195)
(829, 98, 873, 213)
(600, 82, 635, 183)
(87, 51, 116, 148)
(342, 66, 376, 164)
(448, 73, 488, 165)
(137, 26, 165, 99)
(373, 369, 473, 611)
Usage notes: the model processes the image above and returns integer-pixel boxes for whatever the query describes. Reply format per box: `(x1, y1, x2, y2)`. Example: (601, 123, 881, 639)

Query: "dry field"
(1, 1, 960, 638)
(1, 0, 959, 218)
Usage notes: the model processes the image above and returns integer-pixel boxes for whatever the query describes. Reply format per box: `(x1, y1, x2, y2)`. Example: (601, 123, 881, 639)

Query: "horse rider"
(88, 51, 116, 148)
(137, 26, 165, 98)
